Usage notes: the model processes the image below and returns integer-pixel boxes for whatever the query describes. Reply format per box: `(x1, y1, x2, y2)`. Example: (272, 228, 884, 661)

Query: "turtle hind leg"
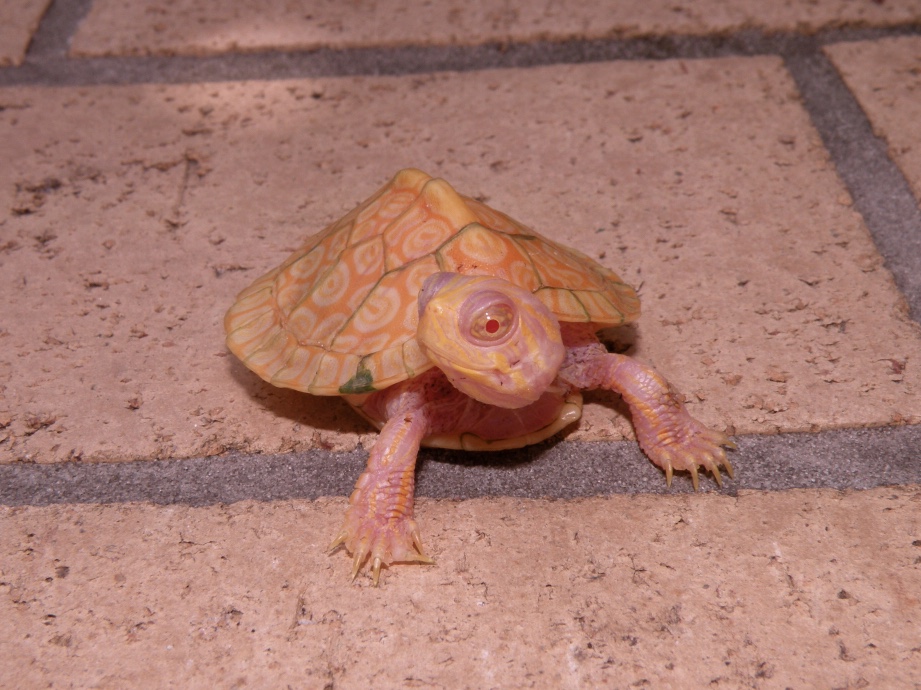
(559, 326, 735, 489)
(329, 406, 434, 585)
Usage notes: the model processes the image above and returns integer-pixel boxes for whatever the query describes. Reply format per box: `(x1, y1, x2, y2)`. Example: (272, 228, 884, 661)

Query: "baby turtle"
(225, 169, 734, 584)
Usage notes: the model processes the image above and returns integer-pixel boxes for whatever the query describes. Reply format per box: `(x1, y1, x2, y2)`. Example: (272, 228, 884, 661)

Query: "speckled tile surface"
(2, 58, 919, 464)
(0, 0, 51, 66)
(2, 487, 919, 688)
(5, 3, 921, 689)
(825, 36, 921, 201)
(70, 0, 921, 57)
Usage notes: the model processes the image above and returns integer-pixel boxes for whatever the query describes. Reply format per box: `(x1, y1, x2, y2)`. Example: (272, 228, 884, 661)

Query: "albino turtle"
(225, 168, 734, 584)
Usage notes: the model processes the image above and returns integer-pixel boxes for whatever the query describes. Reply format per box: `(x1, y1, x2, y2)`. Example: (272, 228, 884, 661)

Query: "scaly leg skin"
(601, 354, 735, 489)
(333, 366, 575, 583)
(560, 324, 735, 489)
(328, 406, 434, 585)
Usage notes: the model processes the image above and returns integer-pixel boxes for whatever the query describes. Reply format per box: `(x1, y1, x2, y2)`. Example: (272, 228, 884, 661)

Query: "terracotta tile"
(0, 0, 50, 66)
(70, 0, 921, 57)
(2, 488, 919, 687)
(825, 36, 921, 201)
(2, 58, 920, 464)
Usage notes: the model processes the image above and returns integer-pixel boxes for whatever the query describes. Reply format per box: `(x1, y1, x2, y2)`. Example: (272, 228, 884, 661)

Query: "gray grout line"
(784, 45, 921, 323)
(24, 0, 94, 60)
(1, 21, 920, 87)
(6, 38, 778, 88)
(2, 7, 920, 504)
(1, 426, 920, 506)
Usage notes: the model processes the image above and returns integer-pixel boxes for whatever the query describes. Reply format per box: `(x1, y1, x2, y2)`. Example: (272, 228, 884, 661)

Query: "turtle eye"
(462, 294, 517, 344)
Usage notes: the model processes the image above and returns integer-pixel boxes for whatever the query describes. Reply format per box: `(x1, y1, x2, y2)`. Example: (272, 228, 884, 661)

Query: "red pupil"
(485, 319, 500, 334)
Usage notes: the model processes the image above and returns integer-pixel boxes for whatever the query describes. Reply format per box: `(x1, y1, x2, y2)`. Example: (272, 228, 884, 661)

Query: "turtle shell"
(224, 168, 640, 396)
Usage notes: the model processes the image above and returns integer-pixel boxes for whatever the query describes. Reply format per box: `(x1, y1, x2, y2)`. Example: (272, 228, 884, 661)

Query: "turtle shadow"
(414, 439, 565, 497)
(597, 323, 639, 355)
(225, 355, 367, 435)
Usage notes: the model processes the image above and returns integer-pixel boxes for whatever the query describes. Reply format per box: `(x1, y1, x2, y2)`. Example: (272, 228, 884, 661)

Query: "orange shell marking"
(224, 168, 640, 395)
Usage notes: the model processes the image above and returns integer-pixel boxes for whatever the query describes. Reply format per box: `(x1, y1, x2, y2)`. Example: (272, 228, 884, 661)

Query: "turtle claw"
(331, 501, 434, 585)
(689, 465, 700, 492)
(410, 531, 437, 564)
(350, 545, 370, 581)
(363, 547, 434, 586)
(662, 455, 732, 491)
(642, 417, 736, 491)
(327, 531, 348, 554)
(335, 527, 433, 585)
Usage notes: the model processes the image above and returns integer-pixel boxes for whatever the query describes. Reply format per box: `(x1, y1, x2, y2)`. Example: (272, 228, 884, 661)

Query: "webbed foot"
(328, 405, 434, 585)
(638, 411, 736, 490)
(329, 494, 434, 585)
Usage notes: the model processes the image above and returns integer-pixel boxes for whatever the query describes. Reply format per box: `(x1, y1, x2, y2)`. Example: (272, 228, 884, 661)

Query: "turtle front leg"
(560, 325, 735, 489)
(328, 408, 434, 584)
(598, 354, 735, 489)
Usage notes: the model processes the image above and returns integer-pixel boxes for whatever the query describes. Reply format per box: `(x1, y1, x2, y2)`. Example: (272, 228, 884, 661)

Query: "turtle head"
(417, 272, 565, 409)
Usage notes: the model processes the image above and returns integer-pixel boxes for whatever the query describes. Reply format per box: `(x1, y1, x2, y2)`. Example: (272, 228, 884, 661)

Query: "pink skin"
(330, 274, 734, 584)
(416, 273, 565, 409)
(557, 323, 735, 488)
(329, 368, 572, 584)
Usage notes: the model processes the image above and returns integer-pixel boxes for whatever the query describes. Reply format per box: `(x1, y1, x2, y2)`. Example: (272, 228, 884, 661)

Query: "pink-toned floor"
(2, 1, 921, 687)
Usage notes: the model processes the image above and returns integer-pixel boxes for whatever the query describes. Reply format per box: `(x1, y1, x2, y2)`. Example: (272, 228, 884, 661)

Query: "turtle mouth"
(439, 359, 539, 407)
